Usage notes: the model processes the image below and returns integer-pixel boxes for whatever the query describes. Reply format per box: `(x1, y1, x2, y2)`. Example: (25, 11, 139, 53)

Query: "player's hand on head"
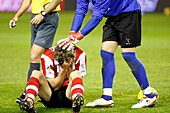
(30, 14, 44, 25)
(60, 59, 73, 70)
(9, 18, 18, 28)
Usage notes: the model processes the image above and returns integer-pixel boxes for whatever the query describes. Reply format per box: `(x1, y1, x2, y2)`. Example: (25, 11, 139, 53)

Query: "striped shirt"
(41, 46, 87, 86)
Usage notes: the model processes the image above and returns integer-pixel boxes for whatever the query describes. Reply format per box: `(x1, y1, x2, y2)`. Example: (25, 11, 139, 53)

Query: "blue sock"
(122, 52, 149, 90)
(101, 95, 113, 100)
(145, 93, 155, 98)
(24, 63, 40, 93)
(101, 50, 115, 100)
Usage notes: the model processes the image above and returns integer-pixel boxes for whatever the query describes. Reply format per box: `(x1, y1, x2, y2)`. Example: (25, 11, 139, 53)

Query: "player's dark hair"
(53, 45, 75, 65)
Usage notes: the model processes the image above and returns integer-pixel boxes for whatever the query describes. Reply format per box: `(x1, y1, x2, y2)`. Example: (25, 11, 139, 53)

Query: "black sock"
(24, 63, 40, 93)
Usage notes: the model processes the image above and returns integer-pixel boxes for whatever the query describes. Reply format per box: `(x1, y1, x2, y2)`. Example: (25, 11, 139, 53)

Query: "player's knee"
(122, 52, 136, 63)
(122, 52, 140, 71)
(102, 41, 118, 53)
(30, 45, 45, 62)
(31, 70, 42, 79)
(70, 71, 82, 80)
(30, 54, 40, 62)
(122, 53, 129, 62)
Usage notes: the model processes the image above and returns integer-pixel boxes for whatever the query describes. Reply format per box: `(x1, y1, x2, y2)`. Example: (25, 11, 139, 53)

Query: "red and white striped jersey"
(41, 46, 87, 86)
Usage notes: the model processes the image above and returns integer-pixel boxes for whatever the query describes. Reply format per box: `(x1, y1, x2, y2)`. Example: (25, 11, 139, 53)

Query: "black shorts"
(39, 82, 72, 108)
(102, 11, 141, 48)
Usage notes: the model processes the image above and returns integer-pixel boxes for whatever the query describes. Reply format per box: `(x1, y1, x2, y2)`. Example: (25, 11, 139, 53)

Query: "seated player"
(19, 45, 86, 113)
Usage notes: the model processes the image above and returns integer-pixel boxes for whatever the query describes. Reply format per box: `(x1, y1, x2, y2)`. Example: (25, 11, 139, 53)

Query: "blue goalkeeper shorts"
(31, 12, 59, 49)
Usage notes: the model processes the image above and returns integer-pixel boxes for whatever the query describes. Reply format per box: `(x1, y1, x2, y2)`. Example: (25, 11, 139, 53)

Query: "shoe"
(72, 94, 84, 113)
(16, 93, 25, 103)
(85, 98, 114, 107)
(131, 95, 157, 108)
(19, 100, 37, 113)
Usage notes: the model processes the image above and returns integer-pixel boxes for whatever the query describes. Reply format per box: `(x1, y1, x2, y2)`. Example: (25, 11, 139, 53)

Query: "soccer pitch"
(0, 11, 170, 113)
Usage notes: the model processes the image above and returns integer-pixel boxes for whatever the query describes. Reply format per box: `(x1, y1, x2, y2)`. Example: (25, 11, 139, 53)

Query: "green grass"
(0, 11, 170, 113)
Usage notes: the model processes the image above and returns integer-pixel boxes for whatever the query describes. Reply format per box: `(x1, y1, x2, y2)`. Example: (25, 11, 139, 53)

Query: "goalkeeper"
(19, 45, 86, 113)
(58, 0, 157, 108)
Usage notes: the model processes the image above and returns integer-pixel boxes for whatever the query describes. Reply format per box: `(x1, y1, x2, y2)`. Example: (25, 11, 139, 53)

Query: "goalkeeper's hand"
(58, 32, 84, 51)
(57, 31, 76, 45)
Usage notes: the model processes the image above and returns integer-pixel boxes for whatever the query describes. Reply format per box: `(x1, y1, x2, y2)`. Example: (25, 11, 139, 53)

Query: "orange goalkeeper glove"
(58, 32, 84, 51)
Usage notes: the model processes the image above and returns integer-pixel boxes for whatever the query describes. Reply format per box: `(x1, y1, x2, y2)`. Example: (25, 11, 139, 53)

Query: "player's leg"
(120, 11, 157, 108)
(66, 71, 84, 113)
(85, 41, 117, 107)
(20, 70, 52, 112)
(16, 44, 45, 103)
(121, 48, 157, 108)
(27, 44, 46, 84)
(101, 41, 118, 100)
(86, 17, 119, 107)
(27, 12, 59, 83)
(28, 44, 46, 78)
(121, 47, 151, 91)
(26, 12, 59, 89)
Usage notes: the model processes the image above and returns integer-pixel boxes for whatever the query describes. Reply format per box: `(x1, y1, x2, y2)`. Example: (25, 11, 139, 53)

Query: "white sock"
(103, 88, 112, 96)
(143, 86, 152, 94)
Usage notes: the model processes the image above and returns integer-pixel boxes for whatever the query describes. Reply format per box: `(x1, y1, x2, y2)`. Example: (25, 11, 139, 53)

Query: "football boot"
(131, 95, 157, 108)
(85, 98, 114, 107)
(72, 94, 84, 113)
(16, 93, 25, 103)
(19, 100, 37, 113)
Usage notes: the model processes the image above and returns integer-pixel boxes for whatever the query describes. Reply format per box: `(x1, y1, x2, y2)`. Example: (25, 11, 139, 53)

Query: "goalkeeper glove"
(58, 32, 84, 51)
(57, 31, 76, 45)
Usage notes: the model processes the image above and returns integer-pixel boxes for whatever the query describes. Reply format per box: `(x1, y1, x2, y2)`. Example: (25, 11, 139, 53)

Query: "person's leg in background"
(16, 12, 59, 103)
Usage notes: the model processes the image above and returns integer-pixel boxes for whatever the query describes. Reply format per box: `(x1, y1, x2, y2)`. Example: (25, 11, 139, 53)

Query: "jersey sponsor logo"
(81, 70, 86, 73)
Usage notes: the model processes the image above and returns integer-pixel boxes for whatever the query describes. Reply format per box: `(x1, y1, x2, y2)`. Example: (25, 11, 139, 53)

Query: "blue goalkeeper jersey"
(71, 0, 141, 36)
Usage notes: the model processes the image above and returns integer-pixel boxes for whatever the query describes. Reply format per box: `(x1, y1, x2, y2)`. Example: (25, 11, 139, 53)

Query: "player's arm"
(47, 67, 68, 91)
(79, 16, 101, 36)
(41, 50, 66, 90)
(57, 0, 88, 48)
(30, 0, 63, 25)
(59, 0, 110, 50)
(48, 60, 73, 90)
(70, 0, 89, 33)
(77, 0, 111, 36)
(9, 0, 32, 28)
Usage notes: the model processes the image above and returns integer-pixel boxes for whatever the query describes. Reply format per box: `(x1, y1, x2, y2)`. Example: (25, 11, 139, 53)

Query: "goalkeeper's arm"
(71, 14, 101, 37)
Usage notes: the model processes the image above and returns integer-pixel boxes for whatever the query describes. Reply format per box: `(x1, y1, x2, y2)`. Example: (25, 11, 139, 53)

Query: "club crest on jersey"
(47, 66, 52, 71)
